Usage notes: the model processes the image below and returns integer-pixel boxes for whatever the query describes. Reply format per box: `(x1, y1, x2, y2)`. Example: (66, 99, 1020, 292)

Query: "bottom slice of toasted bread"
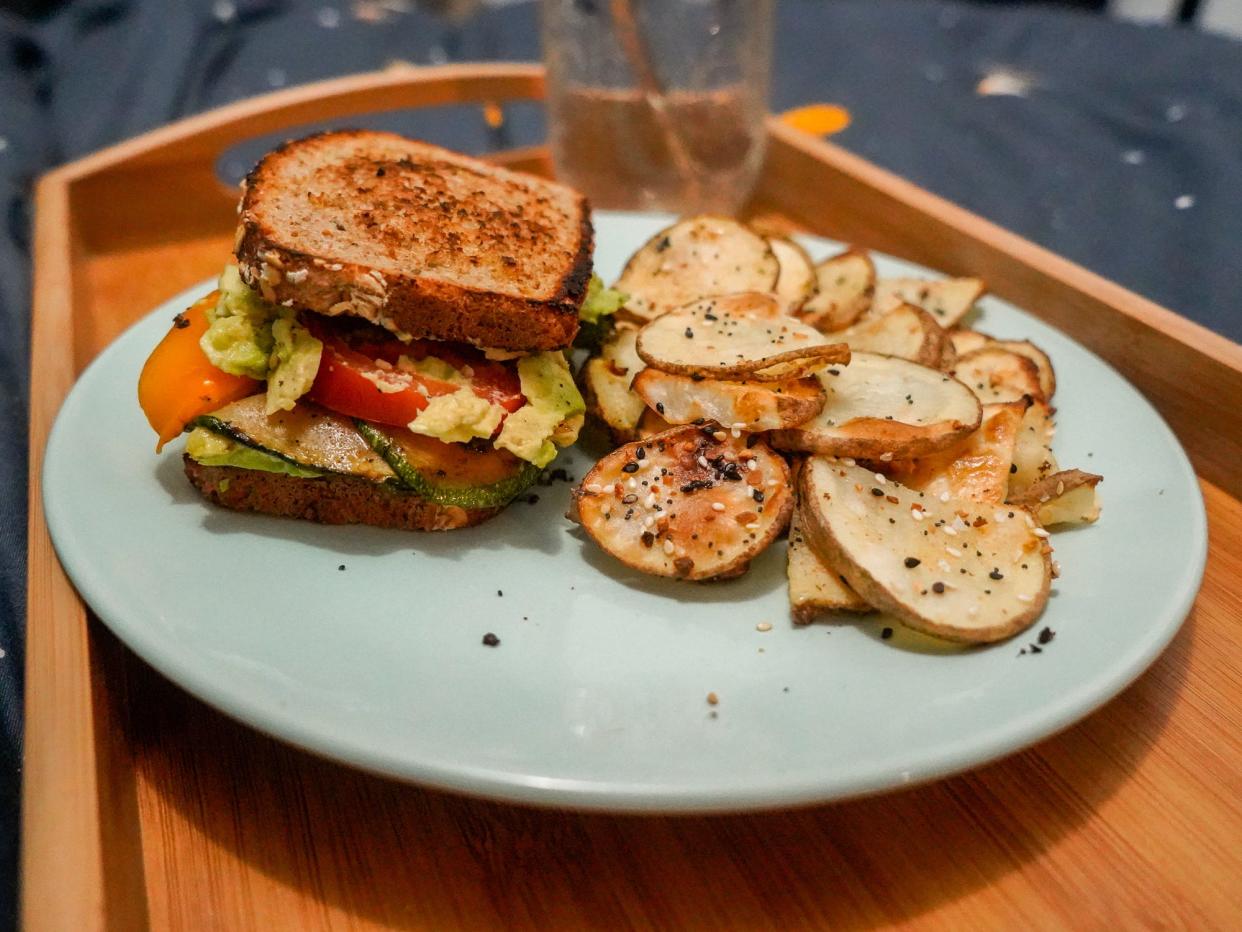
(184, 458, 499, 531)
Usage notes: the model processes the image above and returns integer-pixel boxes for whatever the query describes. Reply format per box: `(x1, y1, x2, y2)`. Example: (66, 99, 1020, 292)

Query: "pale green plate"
(43, 212, 1206, 812)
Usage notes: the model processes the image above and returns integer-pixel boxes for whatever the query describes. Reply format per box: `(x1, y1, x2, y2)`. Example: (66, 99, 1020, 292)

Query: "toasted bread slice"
(184, 458, 499, 531)
(235, 131, 592, 351)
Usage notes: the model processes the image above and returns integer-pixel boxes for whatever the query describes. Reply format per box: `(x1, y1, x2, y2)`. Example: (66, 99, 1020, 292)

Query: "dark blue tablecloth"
(1, 0, 1239, 924)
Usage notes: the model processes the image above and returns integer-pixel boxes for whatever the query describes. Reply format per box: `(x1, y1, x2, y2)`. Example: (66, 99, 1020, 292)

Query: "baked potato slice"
(581, 326, 647, 443)
(800, 458, 1052, 643)
(989, 339, 1056, 400)
(1008, 401, 1058, 496)
(614, 216, 780, 323)
(832, 303, 949, 367)
(770, 353, 982, 460)
(787, 507, 870, 623)
(947, 327, 992, 358)
(636, 293, 850, 382)
(573, 424, 794, 581)
(636, 408, 674, 439)
(881, 401, 1027, 505)
(632, 368, 826, 432)
(799, 249, 876, 332)
(953, 346, 1045, 404)
(874, 277, 985, 328)
(768, 236, 818, 314)
(1008, 468, 1102, 527)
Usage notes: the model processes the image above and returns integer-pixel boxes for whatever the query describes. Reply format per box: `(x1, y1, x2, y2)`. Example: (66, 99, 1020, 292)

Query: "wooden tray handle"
(63, 63, 548, 182)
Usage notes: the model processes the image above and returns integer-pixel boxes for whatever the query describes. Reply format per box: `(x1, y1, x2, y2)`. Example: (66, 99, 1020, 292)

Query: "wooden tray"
(25, 64, 1242, 930)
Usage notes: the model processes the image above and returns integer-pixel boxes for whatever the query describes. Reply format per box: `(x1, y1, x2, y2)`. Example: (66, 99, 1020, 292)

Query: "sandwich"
(138, 131, 613, 531)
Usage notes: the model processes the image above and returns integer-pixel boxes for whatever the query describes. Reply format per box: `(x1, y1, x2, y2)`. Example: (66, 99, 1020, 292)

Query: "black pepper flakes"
(881, 627, 893, 640)
(172, 312, 190, 329)
(338, 564, 346, 571)
(1038, 627, 1056, 645)
(1010, 462, 1018, 474)
(497, 589, 503, 597)
(989, 569, 1004, 580)
(482, 632, 500, 647)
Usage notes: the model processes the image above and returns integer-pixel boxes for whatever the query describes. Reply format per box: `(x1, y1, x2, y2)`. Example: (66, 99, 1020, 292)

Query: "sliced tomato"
(304, 316, 524, 429)
(138, 292, 261, 451)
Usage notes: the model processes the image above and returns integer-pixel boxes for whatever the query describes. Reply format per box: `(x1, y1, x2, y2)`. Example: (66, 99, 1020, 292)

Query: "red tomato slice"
(304, 316, 524, 429)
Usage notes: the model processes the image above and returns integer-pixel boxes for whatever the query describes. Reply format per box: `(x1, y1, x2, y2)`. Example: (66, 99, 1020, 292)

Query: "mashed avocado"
(495, 353, 585, 468)
(185, 427, 324, 478)
(407, 389, 505, 445)
(201, 265, 322, 414)
(579, 274, 628, 325)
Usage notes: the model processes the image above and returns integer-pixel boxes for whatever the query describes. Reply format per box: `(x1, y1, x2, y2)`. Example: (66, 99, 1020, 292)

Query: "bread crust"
(184, 458, 500, 531)
(235, 131, 593, 351)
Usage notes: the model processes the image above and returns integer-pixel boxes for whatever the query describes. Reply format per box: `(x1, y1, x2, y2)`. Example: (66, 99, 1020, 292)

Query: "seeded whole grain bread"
(184, 458, 500, 531)
(234, 131, 593, 351)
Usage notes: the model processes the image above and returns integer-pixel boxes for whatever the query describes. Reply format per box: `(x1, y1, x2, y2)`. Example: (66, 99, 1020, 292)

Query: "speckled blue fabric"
(0, 0, 1238, 925)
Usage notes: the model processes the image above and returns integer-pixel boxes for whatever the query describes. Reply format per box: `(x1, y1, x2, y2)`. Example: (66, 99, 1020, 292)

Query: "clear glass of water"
(541, 0, 774, 215)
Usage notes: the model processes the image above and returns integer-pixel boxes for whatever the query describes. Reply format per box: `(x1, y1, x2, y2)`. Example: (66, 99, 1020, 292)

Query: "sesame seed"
(938, 559, 952, 572)
(942, 525, 958, 536)
(626, 478, 638, 490)
(663, 539, 676, 555)
(911, 508, 925, 521)
(698, 456, 710, 468)
(938, 491, 951, 503)
(707, 692, 719, 706)
(946, 546, 962, 557)
(1017, 594, 1033, 602)
(643, 516, 655, 529)
(1033, 528, 1051, 538)
(874, 473, 887, 485)
(879, 453, 894, 462)
(745, 522, 761, 531)
(756, 622, 772, 632)
(731, 428, 742, 439)
(586, 483, 601, 494)
(645, 493, 658, 508)
(968, 606, 979, 617)
(711, 502, 726, 512)
(732, 422, 746, 430)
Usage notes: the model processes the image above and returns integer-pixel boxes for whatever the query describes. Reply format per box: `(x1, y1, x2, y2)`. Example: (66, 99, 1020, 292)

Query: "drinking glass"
(541, 0, 774, 215)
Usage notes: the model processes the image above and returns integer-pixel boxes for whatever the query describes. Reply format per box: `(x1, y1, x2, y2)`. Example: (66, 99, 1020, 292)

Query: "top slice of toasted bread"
(234, 131, 593, 351)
